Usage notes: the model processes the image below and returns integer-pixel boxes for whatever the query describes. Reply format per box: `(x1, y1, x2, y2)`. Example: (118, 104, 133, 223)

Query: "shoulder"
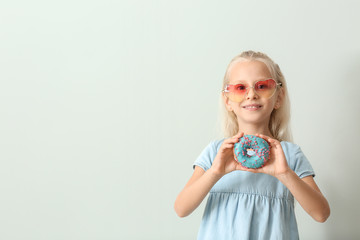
(280, 141, 302, 154)
(281, 141, 315, 177)
(209, 138, 226, 151)
(201, 138, 226, 156)
(193, 138, 226, 171)
(280, 141, 306, 163)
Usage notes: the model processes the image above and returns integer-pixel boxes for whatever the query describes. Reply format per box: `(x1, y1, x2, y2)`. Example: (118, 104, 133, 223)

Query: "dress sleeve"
(292, 146, 315, 179)
(193, 140, 218, 171)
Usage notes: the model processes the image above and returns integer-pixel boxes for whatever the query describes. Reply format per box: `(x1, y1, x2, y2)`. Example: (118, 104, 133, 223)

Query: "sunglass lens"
(226, 84, 247, 102)
(254, 79, 277, 98)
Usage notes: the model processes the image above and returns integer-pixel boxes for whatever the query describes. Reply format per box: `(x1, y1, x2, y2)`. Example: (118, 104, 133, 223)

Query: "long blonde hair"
(220, 50, 292, 142)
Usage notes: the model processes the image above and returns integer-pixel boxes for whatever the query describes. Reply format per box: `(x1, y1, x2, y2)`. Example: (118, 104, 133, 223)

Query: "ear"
(222, 93, 233, 111)
(274, 88, 284, 109)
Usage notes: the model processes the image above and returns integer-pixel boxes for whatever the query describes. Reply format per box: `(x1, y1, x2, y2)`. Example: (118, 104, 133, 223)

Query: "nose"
(246, 87, 258, 100)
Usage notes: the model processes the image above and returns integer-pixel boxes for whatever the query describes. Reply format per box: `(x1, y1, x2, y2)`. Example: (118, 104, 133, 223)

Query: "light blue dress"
(193, 139, 315, 240)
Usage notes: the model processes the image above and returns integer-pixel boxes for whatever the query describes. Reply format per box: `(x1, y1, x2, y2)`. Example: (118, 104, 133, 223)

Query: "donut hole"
(246, 148, 256, 157)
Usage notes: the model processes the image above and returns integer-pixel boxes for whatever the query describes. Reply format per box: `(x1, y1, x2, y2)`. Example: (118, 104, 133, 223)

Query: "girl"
(174, 51, 330, 240)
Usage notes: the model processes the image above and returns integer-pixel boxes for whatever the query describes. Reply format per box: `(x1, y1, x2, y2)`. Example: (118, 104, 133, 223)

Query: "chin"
(238, 115, 271, 126)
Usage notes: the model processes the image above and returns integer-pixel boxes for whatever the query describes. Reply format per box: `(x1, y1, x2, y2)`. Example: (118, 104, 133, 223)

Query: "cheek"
(226, 102, 235, 111)
(270, 93, 281, 107)
(265, 97, 277, 108)
(261, 100, 278, 114)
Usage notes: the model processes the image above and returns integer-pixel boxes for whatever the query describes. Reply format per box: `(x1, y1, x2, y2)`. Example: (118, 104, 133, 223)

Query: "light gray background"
(1, 0, 359, 239)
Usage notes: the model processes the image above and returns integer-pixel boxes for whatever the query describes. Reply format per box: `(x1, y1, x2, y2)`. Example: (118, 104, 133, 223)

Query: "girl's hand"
(244, 134, 291, 178)
(210, 132, 245, 177)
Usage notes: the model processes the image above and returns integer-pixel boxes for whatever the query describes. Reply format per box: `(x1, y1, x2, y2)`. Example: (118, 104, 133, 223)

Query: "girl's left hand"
(244, 134, 291, 178)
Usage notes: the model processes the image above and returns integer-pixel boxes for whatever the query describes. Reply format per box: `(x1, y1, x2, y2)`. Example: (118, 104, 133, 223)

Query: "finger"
(223, 138, 235, 145)
(268, 138, 281, 149)
(253, 167, 265, 174)
(268, 138, 280, 145)
(233, 132, 243, 139)
(236, 164, 257, 173)
(256, 133, 271, 140)
(225, 143, 235, 148)
(229, 132, 243, 140)
(233, 132, 243, 142)
(221, 143, 235, 151)
(226, 134, 241, 141)
(256, 134, 273, 146)
(255, 133, 266, 140)
(226, 136, 241, 144)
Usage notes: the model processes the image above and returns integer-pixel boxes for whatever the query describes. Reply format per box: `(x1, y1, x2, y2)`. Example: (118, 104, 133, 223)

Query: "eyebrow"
(229, 78, 273, 84)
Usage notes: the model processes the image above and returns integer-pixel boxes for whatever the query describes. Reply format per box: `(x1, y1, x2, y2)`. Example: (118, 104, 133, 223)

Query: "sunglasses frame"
(222, 78, 283, 102)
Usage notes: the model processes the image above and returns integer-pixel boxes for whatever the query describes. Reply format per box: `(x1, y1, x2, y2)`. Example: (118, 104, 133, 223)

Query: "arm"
(277, 171, 330, 222)
(174, 166, 221, 217)
(252, 134, 330, 222)
(174, 132, 244, 218)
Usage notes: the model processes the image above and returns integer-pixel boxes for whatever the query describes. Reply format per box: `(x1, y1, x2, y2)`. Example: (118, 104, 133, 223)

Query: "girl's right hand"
(210, 132, 244, 177)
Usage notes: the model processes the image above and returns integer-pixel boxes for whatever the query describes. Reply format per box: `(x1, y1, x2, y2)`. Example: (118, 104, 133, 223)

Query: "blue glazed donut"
(233, 135, 270, 169)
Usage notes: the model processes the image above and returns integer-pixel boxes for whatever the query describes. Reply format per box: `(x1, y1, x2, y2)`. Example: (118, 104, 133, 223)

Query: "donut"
(233, 135, 270, 169)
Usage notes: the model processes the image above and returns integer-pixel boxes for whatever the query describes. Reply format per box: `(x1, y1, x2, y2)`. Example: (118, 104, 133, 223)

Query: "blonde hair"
(220, 50, 292, 142)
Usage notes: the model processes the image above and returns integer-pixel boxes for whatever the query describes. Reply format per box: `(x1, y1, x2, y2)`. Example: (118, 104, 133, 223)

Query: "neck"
(237, 122, 273, 138)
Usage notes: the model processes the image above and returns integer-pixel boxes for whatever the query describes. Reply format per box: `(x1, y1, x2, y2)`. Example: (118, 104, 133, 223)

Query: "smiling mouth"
(242, 104, 262, 110)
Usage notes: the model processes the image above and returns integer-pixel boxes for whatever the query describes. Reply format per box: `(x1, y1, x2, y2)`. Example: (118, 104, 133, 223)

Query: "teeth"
(245, 106, 260, 108)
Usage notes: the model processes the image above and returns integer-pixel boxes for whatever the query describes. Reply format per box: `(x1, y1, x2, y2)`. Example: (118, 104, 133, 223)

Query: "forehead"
(228, 60, 272, 83)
